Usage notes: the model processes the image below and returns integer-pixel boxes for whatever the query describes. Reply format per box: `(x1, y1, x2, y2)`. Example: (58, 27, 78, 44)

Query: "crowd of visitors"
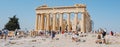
(0, 27, 117, 45)
(95, 28, 116, 44)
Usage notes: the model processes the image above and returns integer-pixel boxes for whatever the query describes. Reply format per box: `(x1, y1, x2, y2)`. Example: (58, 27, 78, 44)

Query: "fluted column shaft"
(53, 13, 56, 31)
(38, 15, 41, 30)
(81, 12, 86, 33)
(59, 13, 63, 31)
(46, 13, 50, 31)
(40, 14, 44, 30)
(35, 14, 39, 31)
(74, 13, 78, 31)
(67, 13, 71, 31)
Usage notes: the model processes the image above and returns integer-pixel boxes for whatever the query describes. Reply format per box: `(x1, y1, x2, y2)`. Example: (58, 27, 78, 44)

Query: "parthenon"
(35, 4, 92, 33)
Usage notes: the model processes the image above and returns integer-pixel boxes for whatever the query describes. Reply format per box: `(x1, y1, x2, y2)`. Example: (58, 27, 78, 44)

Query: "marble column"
(86, 14, 89, 32)
(74, 12, 78, 31)
(67, 13, 71, 31)
(59, 13, 63, 31)
(46, 13, 50, 31)
(86, 14, 92, 32)
(40, 14, 44, 30)
(53, 13, 56, 31)
(81, 12, 86, 33)
(38, 15, 41, 30)
(35, 14, 39, 31)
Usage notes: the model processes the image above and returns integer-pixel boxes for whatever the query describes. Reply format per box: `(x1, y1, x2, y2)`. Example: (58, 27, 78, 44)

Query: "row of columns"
(35, 12, 86, 33)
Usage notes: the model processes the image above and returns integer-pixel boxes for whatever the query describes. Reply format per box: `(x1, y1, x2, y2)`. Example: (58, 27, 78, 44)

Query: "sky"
(0, 0, 120, 32)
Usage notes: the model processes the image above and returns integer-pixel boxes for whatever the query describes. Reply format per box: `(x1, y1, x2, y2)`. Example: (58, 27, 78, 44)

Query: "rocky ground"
(0, 33, 120, 47)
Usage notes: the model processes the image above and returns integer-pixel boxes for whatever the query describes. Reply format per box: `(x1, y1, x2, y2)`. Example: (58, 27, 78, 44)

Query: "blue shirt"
(4, 29, 8, 35)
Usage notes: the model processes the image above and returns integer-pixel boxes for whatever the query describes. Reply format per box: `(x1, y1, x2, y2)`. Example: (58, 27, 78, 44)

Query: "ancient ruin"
(35, 4, 92, 33)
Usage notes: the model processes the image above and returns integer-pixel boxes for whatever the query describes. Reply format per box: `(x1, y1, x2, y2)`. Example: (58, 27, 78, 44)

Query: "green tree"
(4, 15, 20, 31)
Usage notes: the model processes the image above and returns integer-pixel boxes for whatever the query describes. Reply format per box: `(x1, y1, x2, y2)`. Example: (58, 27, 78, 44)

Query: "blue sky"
(0, 0, 120, 32)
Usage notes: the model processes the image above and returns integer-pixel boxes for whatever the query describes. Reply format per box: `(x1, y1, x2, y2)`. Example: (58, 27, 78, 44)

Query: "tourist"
(0, 30, 3, 39)
(76, 31, 79, 36)
(15, 29, 18, 36)
(59, 27, 61, 33)
(51, 31, 56, 39)
(110, 31, 114, 36)
(38, 30, 41, 36)
(40, 31, 44, 36)
(72, 31, 79, 42)
(64, 31, 67, 37)
(3, 29, 9, 40)
(62, 30, 64, 34)
(48, 30, 51, 36)
(96, 32, 102, 44)
(102, 30, 106, 38)
(45, 30, 50, 38)
(102, 29, 107, 44)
